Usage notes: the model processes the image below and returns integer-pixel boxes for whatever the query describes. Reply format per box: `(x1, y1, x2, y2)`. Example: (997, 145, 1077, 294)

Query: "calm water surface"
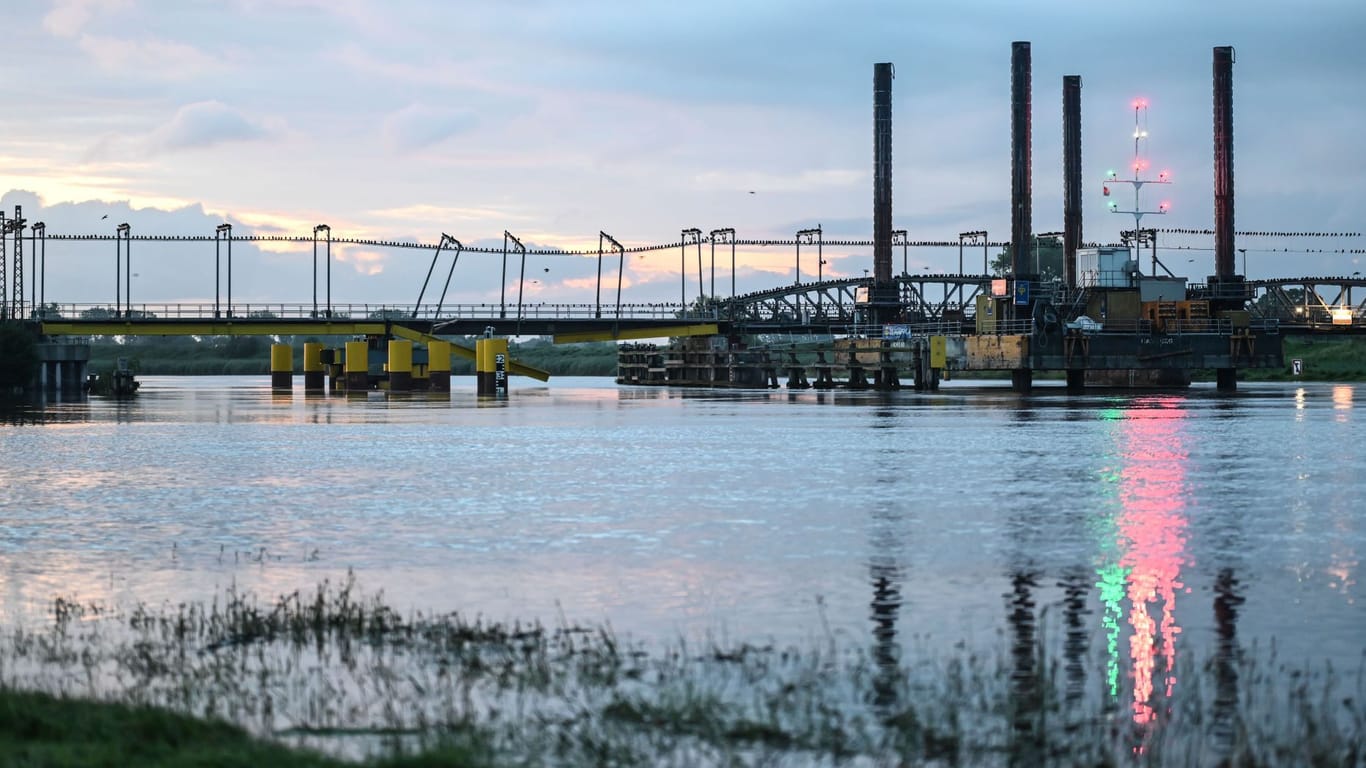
(1, 376, 1362, 697)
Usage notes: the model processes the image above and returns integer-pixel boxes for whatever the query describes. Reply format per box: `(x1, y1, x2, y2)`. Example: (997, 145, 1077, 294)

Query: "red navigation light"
(1103, 185, 1111, 197)
(1159, 201, 1171, 213)
(1159, 170, 1171, 182)
(1133, 97, 1149, 109)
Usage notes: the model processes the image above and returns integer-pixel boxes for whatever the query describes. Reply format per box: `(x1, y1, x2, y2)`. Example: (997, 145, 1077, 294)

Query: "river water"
(1, 376, 1362, 712)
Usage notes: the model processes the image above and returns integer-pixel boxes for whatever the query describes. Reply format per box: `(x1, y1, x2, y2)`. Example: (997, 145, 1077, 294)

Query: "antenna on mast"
(1104, 98, 1172, 276)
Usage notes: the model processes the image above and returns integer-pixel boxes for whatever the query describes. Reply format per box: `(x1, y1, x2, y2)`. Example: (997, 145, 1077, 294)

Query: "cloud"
(693, 168, 862, 194)
(44, 0, 219, 80)
(42, 0, 130, 38)
(371, 203, 524, 225)
(381, 104, 479, 152)
(333, 246, 386, 276)
(77, 33, 220, 79)
(151, 101, 269, 151)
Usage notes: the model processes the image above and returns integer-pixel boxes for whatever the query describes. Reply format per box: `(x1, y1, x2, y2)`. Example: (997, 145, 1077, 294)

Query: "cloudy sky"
(2, 0, 1363, 308)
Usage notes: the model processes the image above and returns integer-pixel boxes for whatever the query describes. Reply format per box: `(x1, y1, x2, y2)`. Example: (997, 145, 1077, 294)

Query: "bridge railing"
(31, 302, 712, 323)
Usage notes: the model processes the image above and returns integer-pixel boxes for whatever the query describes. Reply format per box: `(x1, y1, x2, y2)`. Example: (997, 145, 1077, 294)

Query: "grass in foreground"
(0, 689, 495, 768)
(0, 688, 342, 767)
(1, 575, 1361, 767)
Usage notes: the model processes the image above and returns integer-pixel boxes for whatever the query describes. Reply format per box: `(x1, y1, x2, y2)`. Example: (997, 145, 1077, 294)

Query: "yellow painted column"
(270, 343, 293, 390)
(344, 340, 369, 391)
(303, 342, 324, 392)
(388, 340, 413, 391)
(475, 338, 489, 395)
(428, 340, 451, 392)
(478, 338, 509, 397)
(492, 338, 509, 397)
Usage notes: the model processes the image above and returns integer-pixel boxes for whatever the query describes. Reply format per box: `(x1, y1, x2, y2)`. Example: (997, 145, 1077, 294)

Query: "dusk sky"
(3, 0, 1362, 308)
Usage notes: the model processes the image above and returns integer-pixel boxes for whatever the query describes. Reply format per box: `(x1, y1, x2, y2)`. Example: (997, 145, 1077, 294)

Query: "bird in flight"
(101, 214, 108, 219)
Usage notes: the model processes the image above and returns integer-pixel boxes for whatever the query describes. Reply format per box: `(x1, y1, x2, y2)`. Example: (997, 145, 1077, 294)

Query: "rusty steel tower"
(872, 62, 894, 288)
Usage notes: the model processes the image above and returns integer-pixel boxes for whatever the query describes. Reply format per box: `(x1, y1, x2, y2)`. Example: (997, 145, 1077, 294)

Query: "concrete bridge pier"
(388, 340, 413, 392)
(785, 351, 810, 389)
(303, 342, 325, 392)
(344, 340, 370, 392)
(812, 351, 835, 389)
(36, 342, 89, 395)
(912, 349, 941, 392)
(875, 342, 900, 390)
(845, 347, 868, 389)
(476, 338, 509, 397)
(429, 340, 452, 392)
(270, 344, 293, 391)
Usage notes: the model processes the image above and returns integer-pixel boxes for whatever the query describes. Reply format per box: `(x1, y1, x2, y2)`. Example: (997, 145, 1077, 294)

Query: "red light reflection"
(1117, 397, 1189, 725)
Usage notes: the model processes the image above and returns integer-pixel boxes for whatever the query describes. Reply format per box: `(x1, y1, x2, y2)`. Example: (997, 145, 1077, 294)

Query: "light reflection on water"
(1113, 397, 1189, 726)
(1, 376, 1362, 696)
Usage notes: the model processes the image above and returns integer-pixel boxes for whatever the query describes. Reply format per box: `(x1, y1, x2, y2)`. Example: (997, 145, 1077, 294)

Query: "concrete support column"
(388, 340, 413, 392)
(344, 340, 369, 391)
(476, 338, 508, 397)
(270, 343, 293, 391)
(428, 340, 451, 392)
(303, 342, 324, 392)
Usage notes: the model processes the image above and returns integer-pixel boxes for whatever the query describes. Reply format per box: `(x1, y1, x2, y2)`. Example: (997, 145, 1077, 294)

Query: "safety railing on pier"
(1050, 318, 1279, 336)
(970, 317, 1281, 337)
(882, 321, 972, 339)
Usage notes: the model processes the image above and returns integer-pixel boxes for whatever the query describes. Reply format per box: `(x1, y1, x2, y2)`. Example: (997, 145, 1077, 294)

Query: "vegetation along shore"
(73, 334, 1366, 382)
(1, 576, 1360, 766)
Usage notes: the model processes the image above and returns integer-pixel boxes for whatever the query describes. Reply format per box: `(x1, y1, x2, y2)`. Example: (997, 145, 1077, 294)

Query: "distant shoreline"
(82, 335, 1366, 382)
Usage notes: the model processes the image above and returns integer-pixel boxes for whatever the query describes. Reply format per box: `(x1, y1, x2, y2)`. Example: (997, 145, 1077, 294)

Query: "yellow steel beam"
(553, 323, 719, 344)
(388, 325, 551, 382)
(41, 321, 390, 337)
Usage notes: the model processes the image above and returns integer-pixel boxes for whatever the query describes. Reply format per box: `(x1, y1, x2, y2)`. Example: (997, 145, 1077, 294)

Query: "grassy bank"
(0, 689, 493, 767)
(1241, 335, 1366, 381)
(1, 576, 1360, 766)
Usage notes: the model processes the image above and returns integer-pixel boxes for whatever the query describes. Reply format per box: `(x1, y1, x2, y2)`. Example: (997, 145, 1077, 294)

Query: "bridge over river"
(5, 229, 1364, 341)
(2, 227, 1358, 397)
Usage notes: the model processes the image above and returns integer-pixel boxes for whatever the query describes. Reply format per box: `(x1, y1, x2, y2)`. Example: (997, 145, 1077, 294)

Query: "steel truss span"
(1245, 276, 1366, 331)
